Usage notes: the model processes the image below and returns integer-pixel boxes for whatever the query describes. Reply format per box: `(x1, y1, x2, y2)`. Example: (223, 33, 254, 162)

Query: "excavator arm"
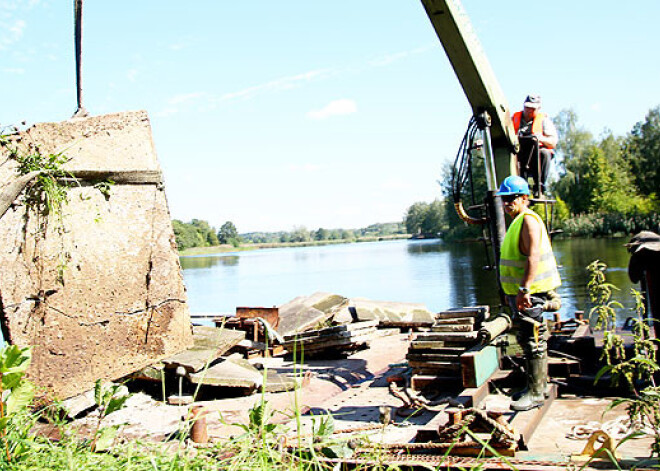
(420, 0, 518, 182)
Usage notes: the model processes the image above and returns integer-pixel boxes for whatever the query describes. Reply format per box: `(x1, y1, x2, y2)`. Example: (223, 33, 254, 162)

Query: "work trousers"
(505, 294, 549, 359)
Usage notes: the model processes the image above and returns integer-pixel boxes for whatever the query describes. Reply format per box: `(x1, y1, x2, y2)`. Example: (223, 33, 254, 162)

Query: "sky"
(2, 1, 659, 233)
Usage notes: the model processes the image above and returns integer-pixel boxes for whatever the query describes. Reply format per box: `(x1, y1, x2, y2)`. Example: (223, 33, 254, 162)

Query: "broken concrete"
(163, 326, 245, 373)
(276, 292, 348, 336)
(189, 357, 263, 390)
(347, 298, 436, 324)
(0, 111, 193, 399)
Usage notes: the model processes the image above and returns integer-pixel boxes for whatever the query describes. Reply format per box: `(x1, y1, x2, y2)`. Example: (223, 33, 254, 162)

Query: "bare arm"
(537, 116, 558, 149)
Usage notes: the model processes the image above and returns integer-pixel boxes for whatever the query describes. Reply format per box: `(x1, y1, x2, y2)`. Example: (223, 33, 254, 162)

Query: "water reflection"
(406, 239, 449, 254)
(180, 255, 239, 270)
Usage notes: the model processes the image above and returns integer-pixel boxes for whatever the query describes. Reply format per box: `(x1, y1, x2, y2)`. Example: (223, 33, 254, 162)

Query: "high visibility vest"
(512, 111, 555, 149)
(499, 209, 561, 296)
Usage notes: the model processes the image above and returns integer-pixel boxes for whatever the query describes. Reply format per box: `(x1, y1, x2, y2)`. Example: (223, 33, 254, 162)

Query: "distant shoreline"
(178, 233, 413, 256)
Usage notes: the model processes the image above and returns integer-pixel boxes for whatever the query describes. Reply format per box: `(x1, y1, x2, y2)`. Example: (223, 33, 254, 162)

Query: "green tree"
(172, 219, 203, 250)
(340, 229, 355, 240)
(552, 109, 596, 214)
(218, 221, 239, 244)
(314, 228, 329, 241)
(404, 202, 429, 235)
(421, 200, 445, 235)
(191, 219, 218, 246)
(625, 106, 660, 198)
(290, 226, 310, 243)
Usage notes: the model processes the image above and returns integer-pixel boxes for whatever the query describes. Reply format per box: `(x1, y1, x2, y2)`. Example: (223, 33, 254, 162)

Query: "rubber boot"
(510, 355, 547, 411)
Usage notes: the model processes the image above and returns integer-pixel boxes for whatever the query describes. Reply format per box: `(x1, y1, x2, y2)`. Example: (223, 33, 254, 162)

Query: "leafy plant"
(588, 261, 660, 457)
(0, 345, 35, 463)
(89, 380, 131, 452)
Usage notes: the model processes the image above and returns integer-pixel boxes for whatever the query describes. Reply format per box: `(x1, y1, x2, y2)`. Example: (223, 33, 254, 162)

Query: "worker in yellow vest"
(497, 175, 561, 411)
(512, 94, 558, 196)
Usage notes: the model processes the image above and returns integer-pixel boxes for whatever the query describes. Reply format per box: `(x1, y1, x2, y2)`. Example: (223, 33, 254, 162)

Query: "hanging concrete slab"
(0, 111, 193, 399)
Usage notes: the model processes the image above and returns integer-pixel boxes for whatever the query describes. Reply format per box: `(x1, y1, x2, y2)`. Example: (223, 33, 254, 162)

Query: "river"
(180, 237, 638, 322)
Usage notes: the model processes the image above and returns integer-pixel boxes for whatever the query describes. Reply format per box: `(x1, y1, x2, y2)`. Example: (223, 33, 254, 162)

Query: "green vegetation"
(405, 105, 660, 240)
(174, 219, 407, 253)
(588, 261, 660, 459)
(0, 343, 474, 471)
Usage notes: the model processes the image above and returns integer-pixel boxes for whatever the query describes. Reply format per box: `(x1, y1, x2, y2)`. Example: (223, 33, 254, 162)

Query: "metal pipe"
(73, 0, 88, 118)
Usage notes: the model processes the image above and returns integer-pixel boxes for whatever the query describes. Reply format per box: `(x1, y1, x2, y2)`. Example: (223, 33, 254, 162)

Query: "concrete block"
(0, 111, 193, 399)
(277, 292, 348, 336)
(350, 298, 435, 324)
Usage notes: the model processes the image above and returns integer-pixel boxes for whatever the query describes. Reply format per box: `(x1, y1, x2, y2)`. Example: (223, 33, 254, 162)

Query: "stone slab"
(349, 298, 435, 324)
(163, 326, 245, 373)
(189, 358, 263, 389)
(0, 111, 193, 399)
(277, 292, 349, 336)
(435, 306, 489, 321)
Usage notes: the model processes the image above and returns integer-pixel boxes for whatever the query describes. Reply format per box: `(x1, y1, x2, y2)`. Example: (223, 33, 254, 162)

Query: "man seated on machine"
(511, 95, 558, 197)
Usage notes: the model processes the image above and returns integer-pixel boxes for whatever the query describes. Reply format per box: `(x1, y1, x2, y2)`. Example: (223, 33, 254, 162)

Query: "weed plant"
(588, 260, 660, 459)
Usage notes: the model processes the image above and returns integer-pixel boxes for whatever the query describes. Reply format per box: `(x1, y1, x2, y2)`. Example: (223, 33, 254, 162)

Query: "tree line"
(404, 106, 660, 238)
(173, 219, 406, 251)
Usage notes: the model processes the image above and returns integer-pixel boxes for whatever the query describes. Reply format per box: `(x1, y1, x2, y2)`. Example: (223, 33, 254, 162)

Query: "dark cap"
(523, 94, 541, 109)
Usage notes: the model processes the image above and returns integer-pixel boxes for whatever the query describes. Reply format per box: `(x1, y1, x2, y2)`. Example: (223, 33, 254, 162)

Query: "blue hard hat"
(497, 176, 530, 196)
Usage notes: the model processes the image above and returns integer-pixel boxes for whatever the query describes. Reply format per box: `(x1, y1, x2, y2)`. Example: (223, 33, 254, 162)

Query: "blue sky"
(2, 1, 659, 233)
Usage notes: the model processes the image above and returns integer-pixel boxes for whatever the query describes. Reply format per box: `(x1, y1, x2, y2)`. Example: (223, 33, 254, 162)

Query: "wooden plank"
(414, 332, 479, 342)
(286, 332, 375, 352)
(460, 344, 500, 388)
(433, 317, 475, 326)
(282, 321, 378, 341)
(282, 328, 376, 346)
(406, 353, 462, 362)
(409, 360, 461, 371)
(411, 340, 476, 350)
(435, 306, 488, 320)
(432, 324, 474, 333)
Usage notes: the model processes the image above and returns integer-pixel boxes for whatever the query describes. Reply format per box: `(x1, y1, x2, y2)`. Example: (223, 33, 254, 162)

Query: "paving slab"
(163, 326, 245, 373)
(189, 357, 263, 389)
(277, 292, 349, 336)
(349, 298, 435, 324)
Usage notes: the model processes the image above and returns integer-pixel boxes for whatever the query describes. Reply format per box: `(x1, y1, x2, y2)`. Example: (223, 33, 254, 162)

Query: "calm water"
(180, 238, 636, 321)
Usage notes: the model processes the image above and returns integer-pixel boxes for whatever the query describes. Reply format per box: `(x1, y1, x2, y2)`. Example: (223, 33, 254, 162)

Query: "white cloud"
(219, 69, 331, 102)
(3, 67, 24, 74)
(306, 99, 357, 120)
(368, 45, 431, 67)
(154, 107, 179, 118)
(126, 69, 138, 82)
(0, 18, 26, 50)
(155, 92, 205, 117)
(169, 92, 205, 105)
